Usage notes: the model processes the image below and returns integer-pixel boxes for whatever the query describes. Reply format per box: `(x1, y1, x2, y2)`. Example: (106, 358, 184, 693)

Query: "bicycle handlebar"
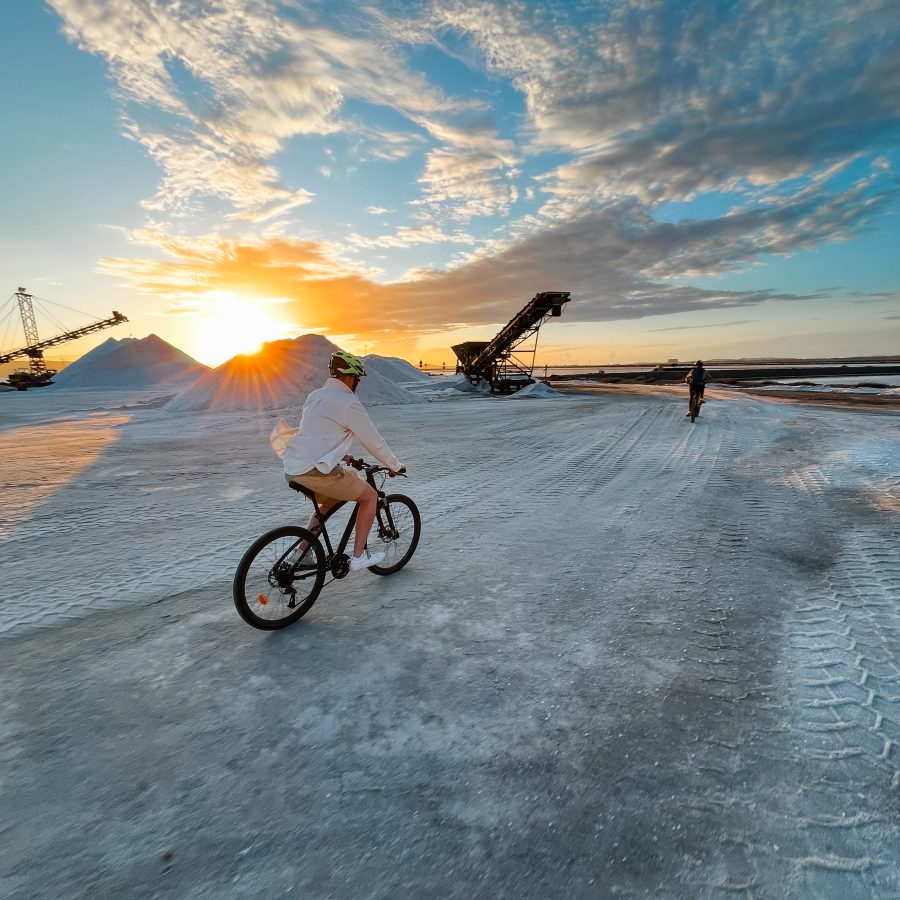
(346, 457, 406, 477)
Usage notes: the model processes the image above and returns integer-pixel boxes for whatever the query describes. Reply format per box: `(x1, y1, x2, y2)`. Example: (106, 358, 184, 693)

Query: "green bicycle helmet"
(329, 350, 367, 378)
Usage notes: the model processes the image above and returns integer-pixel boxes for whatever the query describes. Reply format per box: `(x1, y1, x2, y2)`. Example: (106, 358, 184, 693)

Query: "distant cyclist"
(272, 350, 405, 572)
(684, 360, 712, 416)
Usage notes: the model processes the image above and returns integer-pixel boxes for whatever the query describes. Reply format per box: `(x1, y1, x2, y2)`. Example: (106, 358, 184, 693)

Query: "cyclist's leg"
(289, 466, 365, 552)
(353, 483, 378, 558)
(295, 496, 336, 553)
(299, 480, 376, 560)
(306, 496, 337, 534)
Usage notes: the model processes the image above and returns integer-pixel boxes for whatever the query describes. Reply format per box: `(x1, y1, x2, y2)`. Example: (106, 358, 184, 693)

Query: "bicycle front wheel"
(369, 494, 421, 575)
(233, 526, 326, 630)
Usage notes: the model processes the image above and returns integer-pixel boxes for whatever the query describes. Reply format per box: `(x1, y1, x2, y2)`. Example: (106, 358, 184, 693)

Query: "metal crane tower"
(0, 288, 128, 390)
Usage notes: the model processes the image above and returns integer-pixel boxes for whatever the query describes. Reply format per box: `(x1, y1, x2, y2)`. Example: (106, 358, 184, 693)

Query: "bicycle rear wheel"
(690, 393, 700, 422)
(368, 494, 421, 575)
(233, 526, 326, 629)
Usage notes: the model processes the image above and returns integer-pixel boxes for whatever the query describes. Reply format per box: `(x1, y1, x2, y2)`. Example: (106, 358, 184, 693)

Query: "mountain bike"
(689, 389, 702, 423)
(233, 458, 421, 630)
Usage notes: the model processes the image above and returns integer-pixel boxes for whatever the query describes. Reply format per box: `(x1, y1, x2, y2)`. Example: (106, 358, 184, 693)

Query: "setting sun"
(193, 294, 290, 367)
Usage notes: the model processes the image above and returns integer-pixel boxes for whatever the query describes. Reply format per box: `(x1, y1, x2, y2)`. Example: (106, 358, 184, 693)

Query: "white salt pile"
(509, 382, 560, 399)
(363, 355, 432, 383)
(167, 334, 419, 413)
(54, 335, 208, 388)
(386, 371, 491, 400)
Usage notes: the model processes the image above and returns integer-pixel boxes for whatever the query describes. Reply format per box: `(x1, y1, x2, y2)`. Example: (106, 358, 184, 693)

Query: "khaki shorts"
(286, 465, 366, 503)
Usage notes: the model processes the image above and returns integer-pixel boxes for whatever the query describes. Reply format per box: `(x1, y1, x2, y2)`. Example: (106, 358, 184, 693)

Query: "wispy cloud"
(647, 321, 751, 333)
(436, 0, 900, 208)
(101, 176, 883, 340)
(49, 0, 900, 341)
(354, 126, 426, 162)
(416, 145, 519, 218)
(858, 292, 900, 302)
(348, 224, 475, 249)
(48, 0, 468, 222)
(155, 300, 204, 317)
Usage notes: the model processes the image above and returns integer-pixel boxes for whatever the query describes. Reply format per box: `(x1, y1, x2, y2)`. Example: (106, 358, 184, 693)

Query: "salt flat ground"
(1, 388, 899, 898)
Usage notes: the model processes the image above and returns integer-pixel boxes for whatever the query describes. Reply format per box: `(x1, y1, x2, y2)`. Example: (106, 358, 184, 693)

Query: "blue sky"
(1, 0, 898, 366)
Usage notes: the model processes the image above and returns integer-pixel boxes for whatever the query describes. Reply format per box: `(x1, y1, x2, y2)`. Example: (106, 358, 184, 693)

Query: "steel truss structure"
(0, 288, 128, 389)
(452, 291, 571, 393)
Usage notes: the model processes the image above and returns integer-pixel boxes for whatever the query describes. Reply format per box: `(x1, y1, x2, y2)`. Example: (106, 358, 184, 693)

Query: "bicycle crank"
(330, 553, 351, 579)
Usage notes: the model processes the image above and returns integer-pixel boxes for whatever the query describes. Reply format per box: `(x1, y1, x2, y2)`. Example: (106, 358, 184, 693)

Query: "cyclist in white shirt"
(278, 351, 404, 572)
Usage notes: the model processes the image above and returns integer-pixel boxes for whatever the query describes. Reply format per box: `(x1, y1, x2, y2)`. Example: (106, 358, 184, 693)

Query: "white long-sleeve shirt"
(273, 378, 402, 476)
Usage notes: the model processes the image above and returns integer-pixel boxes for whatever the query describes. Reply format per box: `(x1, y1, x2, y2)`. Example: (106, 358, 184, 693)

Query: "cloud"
(154, 301, 204, 317)
(48, 0, 468, 222)
(129, 122, 316, 222)
(101, 175, 891, 341)
(435, 0, 900, 207)
(54, 0, 900, 227)
(416, 145, 519, 218)
(646, 321, 751, 333)
(99, 236, 384, 335)
(353, 126, 427, 162)
(348, 224, 475, 248)
(51, 0, 900, 348)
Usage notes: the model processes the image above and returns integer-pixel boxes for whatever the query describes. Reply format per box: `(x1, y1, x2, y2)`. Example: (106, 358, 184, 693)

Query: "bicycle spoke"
(234, 528, 325, 628)
(380, 506, 412, 565)
(369, 496, 420, 575)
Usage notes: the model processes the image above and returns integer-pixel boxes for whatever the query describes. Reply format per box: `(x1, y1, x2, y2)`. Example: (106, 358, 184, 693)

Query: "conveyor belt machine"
(452, 291, 571, 393)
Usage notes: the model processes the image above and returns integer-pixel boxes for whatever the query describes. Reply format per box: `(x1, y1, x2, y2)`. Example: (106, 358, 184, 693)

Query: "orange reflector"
(257, 594, 268, 606)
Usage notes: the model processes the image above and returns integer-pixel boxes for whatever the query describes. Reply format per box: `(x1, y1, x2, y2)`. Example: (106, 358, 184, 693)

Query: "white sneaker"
(286, 545, 316, 570)
(349, 549, 385, 572)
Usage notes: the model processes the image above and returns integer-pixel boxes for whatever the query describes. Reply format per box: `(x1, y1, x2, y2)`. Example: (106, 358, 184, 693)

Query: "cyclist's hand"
(389, 466, 406, 477)
(342, 454, 353, 464)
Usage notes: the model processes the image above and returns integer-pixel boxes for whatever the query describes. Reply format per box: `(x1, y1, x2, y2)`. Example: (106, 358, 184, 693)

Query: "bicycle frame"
(299, 465, 402, 571)
(312, 498, 358, 562)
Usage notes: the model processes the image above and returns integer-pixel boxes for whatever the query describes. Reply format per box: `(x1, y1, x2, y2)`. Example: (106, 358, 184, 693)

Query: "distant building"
(668, 358, 678, 365)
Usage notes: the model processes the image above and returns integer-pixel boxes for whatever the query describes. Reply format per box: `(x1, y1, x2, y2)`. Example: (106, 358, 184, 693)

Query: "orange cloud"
(99, 235, 498, 342)
(102, 238, 376, 330)
(100, 193, 855, 355)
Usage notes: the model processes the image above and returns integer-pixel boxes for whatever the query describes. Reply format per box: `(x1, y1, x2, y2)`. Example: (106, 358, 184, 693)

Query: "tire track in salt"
(771, 416, 900, 898)
(651, 397, 779, 897)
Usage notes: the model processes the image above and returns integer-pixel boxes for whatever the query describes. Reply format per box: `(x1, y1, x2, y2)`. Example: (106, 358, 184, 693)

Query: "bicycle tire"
(233, 526, 326, 630)
(368, 494, 421, 576)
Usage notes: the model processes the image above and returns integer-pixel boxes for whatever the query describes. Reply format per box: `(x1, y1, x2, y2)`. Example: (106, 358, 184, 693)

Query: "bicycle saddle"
(287, 480, 317, 501)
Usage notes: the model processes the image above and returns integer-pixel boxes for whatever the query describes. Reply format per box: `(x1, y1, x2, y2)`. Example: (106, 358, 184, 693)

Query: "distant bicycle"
(685, 360, 710, 423)
(233, 458, 421, 630)
(689, 389, 702, 423)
